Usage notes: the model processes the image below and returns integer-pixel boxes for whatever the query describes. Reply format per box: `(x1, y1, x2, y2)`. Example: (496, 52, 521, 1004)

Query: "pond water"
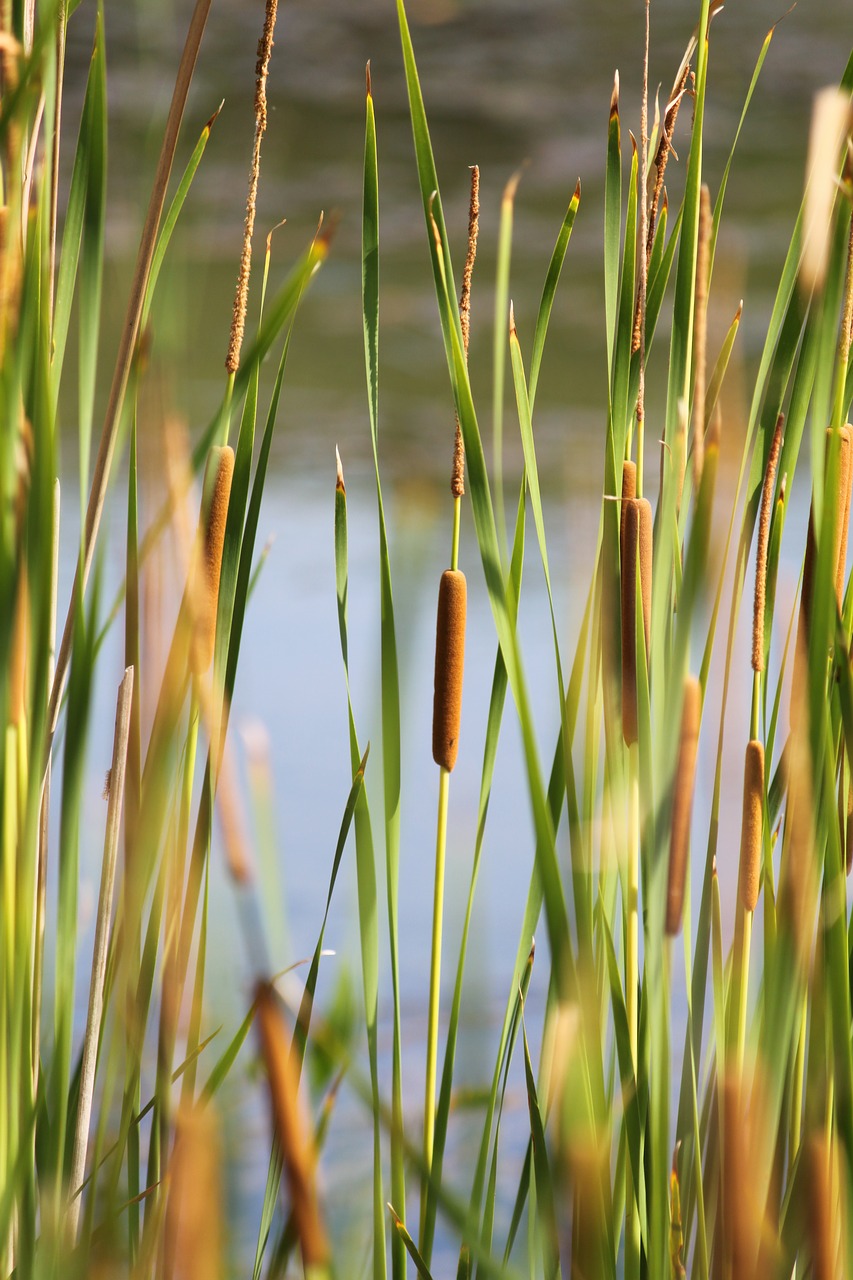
(57, 0, 850, 1267)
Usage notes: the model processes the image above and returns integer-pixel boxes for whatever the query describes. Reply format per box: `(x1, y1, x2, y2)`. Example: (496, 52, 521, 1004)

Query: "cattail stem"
(693, 184, 711, 490)
(665, 676, 701, 936)
(625, 746, 641, 1280)
(423, 766, 449, 1180)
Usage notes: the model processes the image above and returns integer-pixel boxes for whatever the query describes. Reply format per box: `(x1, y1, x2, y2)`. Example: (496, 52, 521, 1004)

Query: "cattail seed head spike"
(666, 675, 701, 935)
(620, 496, 653, 746)
(752, 414, 784, 673)
(739, 739, 765, 912)
(432, 569, 467, 771)
(191, 446, 234, 675)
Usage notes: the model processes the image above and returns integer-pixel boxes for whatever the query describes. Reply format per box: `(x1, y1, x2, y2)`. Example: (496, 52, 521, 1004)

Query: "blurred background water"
(57, 0, 850, 1266)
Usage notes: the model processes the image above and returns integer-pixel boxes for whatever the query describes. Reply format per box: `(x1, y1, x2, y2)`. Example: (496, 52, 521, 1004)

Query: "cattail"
(619, 459, 636, 571)
(738, 740, 764, 912)
(450, 165, 480, 501)
(665, 675, 701, 935)
(432, 569, 467, 771)
(255, 982, 329, 1267)
(191, 446, 234, 675)
(692, 184, 711, 490)
(226, 0, 280, 374)
(621, 497, 653, 746)
(9, 563, 28, 726)
(722, 1074, 751, 1280)
(807, 1133, 834, 1280)
(164, 1105, 223, 1280)
(752, 415, 784, 672)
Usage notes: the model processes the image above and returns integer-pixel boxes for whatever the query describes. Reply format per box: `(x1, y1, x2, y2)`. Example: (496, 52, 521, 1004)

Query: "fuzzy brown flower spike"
(752, 414, 784, 673)
(226, 0, 280, 374)
(450, 165, 480, 500)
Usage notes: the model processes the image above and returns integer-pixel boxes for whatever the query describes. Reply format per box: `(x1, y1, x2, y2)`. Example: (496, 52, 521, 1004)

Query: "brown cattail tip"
(255, 983, 330, 1266)
(666, 675, 701, 935)
(432, 569, 467, 771)
(450, 419, 465, 499)
(808, 1134, 834, 1280)
(459, 164, 480, 360)
(739, 739, 765, 912)
(621, 497, 653, 746)
(192, 446, 235, 675)
(621, 460, 637, 505)
(752, 414, 784, 672)
(9, 564, 28, 727)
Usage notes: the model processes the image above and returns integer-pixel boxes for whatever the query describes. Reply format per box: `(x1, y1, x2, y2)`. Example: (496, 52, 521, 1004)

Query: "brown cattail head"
(666, 675, 701, 935)
(164, 1104, 223, 1280)
(739, 739, 765, 912)
(255, 982, 330, 1267)
(191, 446, 234, 675)
(752, 414, 784, 672)
(9, 562, 28, 727)
(621, 497, 653, 746)
(432, 569, 467, 771)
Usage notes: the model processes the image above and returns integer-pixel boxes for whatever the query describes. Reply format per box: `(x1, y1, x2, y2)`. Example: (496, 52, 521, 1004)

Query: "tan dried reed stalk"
(807, 1133, 834, 1280)
(450, 165, 480, 500)
(620, 497, 652, 746)
(752, 414, 784, 673)
(191, 445, 234, 675)
(226, 0, 279, 374)
(722, 1074, 752, 1280)
(255, 982, 330, 1268)
(802, 87, 853, 293)
(432, 569, 467, 772)
(164, 1104, 223, 1280)
(738, 740, 764, 913)
(692, 184, 711, 490)
(665, 675, 701, 935)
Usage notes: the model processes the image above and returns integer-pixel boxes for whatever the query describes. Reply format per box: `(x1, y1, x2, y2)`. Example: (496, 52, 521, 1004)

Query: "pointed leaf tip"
(611, 69, 620, 116)
(366, 60, 372, 97)
(335, 445, 345, 494)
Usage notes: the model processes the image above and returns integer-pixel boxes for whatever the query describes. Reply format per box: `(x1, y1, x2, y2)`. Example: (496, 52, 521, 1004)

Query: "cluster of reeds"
(3, 0, 853, 1276)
